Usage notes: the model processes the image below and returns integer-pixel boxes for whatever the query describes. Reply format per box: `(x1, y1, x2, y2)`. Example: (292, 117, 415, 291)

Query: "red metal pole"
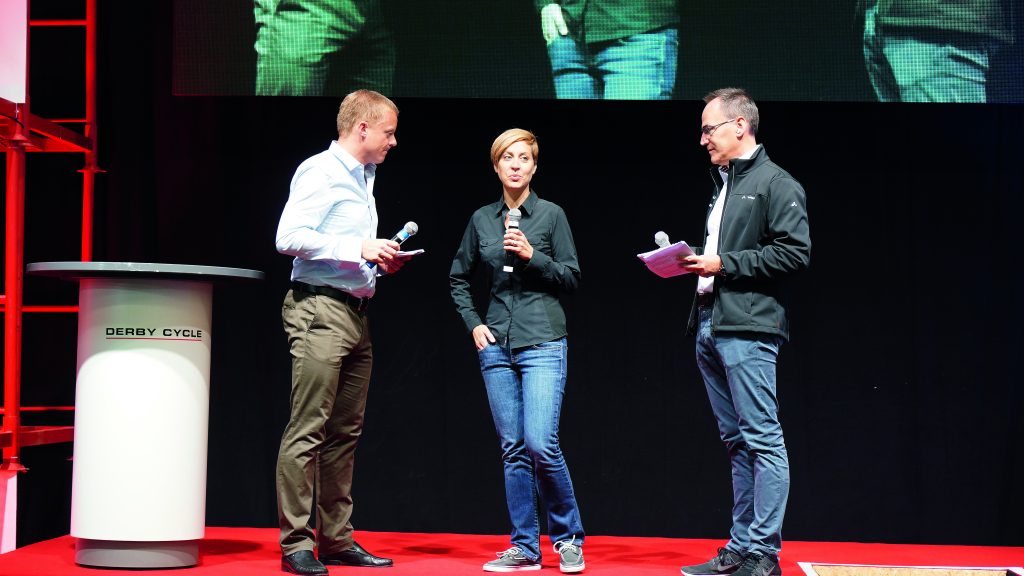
(81, 167, 95, 262)
(3, 115, 28, 472)
(80, 0, 99, 262)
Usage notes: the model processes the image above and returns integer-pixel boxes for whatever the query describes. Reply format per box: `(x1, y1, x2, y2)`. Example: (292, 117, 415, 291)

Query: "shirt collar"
(491, 190, 540, 217)
(329, 140, 375, 182)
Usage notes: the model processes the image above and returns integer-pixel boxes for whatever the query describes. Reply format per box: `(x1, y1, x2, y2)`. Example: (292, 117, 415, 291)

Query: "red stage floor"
(0, 528, 1020, 575)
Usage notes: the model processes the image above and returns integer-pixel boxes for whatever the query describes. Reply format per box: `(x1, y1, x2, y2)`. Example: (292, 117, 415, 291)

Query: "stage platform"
(0, 527, 1020, 575)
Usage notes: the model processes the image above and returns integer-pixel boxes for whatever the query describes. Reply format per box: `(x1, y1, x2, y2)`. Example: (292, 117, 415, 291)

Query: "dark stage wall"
(5, 1, 1023, 550)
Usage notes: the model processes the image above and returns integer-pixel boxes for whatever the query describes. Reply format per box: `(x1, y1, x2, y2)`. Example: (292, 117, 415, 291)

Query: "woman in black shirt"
(449, 128, 586, 574)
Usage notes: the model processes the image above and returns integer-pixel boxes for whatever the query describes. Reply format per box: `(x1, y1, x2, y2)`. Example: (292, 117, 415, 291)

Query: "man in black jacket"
(678, 88, 811, 576)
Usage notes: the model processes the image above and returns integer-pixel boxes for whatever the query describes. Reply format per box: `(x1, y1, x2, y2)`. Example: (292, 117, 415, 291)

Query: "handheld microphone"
(503, 208, 522, 273)
(391, 221, 419, 244)
(655, 231, 670, 248)
(368, 221, 418, 269)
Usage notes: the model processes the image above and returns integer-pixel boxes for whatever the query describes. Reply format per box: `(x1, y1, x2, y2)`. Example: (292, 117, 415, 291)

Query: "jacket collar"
(710, 145, 768, 186)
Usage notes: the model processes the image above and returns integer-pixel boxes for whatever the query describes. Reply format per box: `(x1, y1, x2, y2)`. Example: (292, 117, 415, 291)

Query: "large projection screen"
(175, 1, 1022, 103)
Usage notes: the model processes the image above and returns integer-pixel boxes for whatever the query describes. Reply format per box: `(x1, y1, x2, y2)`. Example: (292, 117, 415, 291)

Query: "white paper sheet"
(636, 241, 696, 278)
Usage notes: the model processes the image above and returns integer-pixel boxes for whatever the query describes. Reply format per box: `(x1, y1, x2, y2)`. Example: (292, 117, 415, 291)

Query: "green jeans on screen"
(863, 1, 998, 102)
(254, 0, 394, 96)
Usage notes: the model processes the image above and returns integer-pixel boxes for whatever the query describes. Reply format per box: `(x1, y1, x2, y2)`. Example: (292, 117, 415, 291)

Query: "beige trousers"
(277, 289, 372, 556)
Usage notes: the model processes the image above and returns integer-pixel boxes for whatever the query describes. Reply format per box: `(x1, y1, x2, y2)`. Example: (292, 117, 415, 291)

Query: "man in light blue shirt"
(275, 89, 407, 576)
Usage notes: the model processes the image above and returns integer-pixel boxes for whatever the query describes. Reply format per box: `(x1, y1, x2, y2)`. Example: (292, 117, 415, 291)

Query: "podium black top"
(27, 262, 265, 283)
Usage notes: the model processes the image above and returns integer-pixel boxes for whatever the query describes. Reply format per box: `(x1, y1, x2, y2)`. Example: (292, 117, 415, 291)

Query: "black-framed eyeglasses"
(700, 118, 738, 137)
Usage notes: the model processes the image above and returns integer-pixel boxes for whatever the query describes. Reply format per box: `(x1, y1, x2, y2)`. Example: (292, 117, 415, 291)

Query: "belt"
(696, 292, 715, 308)
(292, 281, 369, 313)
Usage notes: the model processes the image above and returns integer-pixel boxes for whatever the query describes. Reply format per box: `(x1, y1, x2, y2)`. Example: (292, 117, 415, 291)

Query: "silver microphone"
(368, 221, 418, 269)
(654, 230, 670, 248)
(503, 208, 522, 272)
(391, 221, 419, 243)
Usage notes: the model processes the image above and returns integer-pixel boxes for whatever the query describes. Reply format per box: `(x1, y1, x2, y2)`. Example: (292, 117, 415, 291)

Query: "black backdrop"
(6, 1, 1024, 549)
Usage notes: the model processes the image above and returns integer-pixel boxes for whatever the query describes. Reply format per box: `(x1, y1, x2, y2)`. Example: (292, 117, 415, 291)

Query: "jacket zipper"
(706, 164, 734, 332)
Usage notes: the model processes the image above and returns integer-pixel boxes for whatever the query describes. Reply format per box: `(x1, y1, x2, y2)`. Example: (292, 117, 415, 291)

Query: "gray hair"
(704, 88, 759, 137)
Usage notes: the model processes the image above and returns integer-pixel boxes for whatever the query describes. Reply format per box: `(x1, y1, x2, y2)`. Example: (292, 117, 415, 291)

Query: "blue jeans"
(478, 337, 584, 561)
(862, 2, 992, 102)
(695, 307, 789, 557)
(546, 28, 678, 100)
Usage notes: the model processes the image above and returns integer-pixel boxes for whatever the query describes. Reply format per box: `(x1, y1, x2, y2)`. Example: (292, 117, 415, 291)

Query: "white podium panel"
(72, 278, 211, 540)
(27, 262, 263, 569)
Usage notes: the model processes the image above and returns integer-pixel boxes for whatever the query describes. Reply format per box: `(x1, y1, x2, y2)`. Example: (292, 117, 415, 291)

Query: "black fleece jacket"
(686, 145, 811, 341)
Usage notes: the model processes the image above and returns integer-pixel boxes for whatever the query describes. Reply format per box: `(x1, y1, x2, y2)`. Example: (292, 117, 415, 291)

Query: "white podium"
(27, 262, 264, 569)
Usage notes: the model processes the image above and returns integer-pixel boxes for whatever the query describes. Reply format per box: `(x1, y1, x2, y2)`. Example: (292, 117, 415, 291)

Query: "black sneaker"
(732, 552, 781, 576)
(681, 548, 745, 576)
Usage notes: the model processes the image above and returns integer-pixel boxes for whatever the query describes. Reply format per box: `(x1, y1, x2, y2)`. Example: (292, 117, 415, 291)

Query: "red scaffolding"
(0, 0, 99, 472)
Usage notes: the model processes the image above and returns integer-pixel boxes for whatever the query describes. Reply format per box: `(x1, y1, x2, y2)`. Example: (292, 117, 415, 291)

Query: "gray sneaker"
(483, 547, 541, 572)
(554, 538, 585, 573)
(681, 548, 745, 576)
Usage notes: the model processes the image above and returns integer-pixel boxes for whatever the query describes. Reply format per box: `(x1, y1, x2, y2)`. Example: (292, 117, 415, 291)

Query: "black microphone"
(368, 221, 418, 269)
(655, 230, 671, 248)
(502, 208, 521, 273)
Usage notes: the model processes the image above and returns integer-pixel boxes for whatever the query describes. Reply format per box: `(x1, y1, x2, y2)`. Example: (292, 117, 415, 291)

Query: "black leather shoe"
(282, 550, 328, 575)
(320, 541, 393, 567)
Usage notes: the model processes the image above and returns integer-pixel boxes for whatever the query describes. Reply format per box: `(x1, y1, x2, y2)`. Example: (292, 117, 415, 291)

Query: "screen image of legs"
(862, 1, 997, 103)
(254, 0, 394, 96)
(547, 28, 677, 100)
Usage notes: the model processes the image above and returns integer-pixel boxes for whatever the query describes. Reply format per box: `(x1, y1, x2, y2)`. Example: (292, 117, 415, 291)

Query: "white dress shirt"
(276, 140, 380, 298)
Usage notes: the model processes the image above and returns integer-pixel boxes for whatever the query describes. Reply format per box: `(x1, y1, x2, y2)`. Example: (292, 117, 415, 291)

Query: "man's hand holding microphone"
(364, 221, 418, 274)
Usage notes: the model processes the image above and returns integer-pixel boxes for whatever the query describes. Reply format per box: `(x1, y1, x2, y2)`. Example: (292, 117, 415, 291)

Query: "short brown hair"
(336, 90, 399, 137)
(490, 128, 539, 165)
(704, 88, 759, 137)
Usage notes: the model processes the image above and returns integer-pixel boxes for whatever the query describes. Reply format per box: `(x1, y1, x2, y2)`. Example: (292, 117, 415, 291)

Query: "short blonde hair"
(336, 90, 399, 137)
(490, 128, 539, 165)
